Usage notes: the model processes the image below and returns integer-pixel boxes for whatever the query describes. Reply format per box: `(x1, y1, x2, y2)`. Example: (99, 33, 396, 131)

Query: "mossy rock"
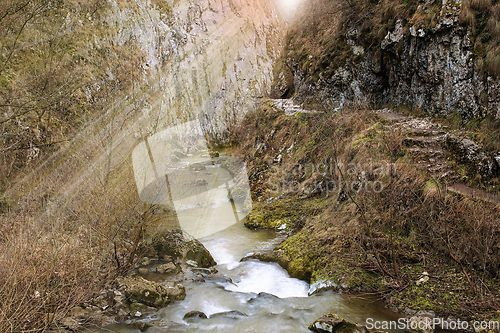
(140, 229, 216, 268)
(185, 241, 216, 268)
(120, 275, 170, 308)
(129, 303, 157, 315)
(242, 248, 312, 281)
(309, 313, 368, 333)
(244, 200, 304, 232)
(119, 275, 186, 308)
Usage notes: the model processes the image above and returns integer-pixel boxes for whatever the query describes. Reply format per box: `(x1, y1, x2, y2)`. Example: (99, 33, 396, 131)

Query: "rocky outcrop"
(443, 133, 500, 178)
(58, 229, 217, 331)
(285, 0, 500, 121)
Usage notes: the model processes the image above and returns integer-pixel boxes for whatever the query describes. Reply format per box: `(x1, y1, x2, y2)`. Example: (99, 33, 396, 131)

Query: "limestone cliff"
(276, 0, 500, 120)
(1, 0, 282, 193)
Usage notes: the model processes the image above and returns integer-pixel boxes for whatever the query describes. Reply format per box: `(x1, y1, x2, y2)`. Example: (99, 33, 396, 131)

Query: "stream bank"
(227, 99, 500, 328)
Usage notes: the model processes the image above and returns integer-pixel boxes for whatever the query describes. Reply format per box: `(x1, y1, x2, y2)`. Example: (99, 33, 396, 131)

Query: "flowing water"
(96, 157, 403, 333)
(152, 224, 402, 332)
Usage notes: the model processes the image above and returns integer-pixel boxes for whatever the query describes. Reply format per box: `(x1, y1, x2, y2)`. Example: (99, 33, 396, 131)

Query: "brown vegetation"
(233, 101, 500, 319)
(287, 0, 500, 80)
(0, 0, 160, 331)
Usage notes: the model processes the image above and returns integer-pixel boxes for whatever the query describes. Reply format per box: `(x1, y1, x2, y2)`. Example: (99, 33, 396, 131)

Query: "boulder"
(309, 314, 368, 333)
(443, 134, 499, 179)
(210, 310, 247, 319)
(130, 321, 152, 332)
(167, 284, 186, 301)
(140, 229, 216, 268)
(118, 275, 185, 308)
(129, 303, 157, 316)
(183, 311, 208, 320)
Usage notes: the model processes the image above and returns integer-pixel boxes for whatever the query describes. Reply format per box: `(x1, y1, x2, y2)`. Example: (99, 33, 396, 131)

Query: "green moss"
(244, 200, 310, 232)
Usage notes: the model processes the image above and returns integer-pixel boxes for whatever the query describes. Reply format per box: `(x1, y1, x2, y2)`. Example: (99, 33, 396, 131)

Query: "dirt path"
(447, 183, 500, 205)
(374, 108, 500, 206)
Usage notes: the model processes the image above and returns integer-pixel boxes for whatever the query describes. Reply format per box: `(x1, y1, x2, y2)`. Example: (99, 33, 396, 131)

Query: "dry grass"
(469, 0, 492, 11)
(0, 213, 109, 332)
(0, 0, 161, 331)
(288, 0, 500, 82)
(234, 102, 500, 317)
(459, 3, 476, 27)
(0, 138, 148, 332)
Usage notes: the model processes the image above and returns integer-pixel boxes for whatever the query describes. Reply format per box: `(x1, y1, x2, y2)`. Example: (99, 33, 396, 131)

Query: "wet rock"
(204, 273, 233, 284)
(242, 250, 311, 281)
(309, 314, 368, 333)
(131, 321, 152, 332)
(186, 259, 199, 267)
(190, 267, 218, 274)
(129, 303, 157, 316)
(257, 292, 280, 300)
(210, 310, 248, 319)
(148, 318, 185, 329)
(247, 292, 283, 305)
(167, 284, 186, 301)
(156, 262, 177, 274)
(308, 279, 341, 295)
(183, 310, 208, 320)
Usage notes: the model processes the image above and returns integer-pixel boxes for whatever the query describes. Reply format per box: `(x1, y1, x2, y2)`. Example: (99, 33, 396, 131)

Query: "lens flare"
(274, 0, 302, 20)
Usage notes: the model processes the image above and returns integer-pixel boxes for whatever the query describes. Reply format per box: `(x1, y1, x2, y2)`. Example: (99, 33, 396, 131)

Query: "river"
(96, 152, 402, 332)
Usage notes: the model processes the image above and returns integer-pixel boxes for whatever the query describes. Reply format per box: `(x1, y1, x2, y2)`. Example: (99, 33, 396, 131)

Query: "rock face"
(443, 134, 500, 178)
(96, 0, 283, 138)
(309, 314, 368, 333)
(287, 0, 500, 121)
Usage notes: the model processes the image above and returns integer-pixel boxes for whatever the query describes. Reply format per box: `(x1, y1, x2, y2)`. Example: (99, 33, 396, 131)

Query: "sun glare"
(275, 0, 302, 20)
